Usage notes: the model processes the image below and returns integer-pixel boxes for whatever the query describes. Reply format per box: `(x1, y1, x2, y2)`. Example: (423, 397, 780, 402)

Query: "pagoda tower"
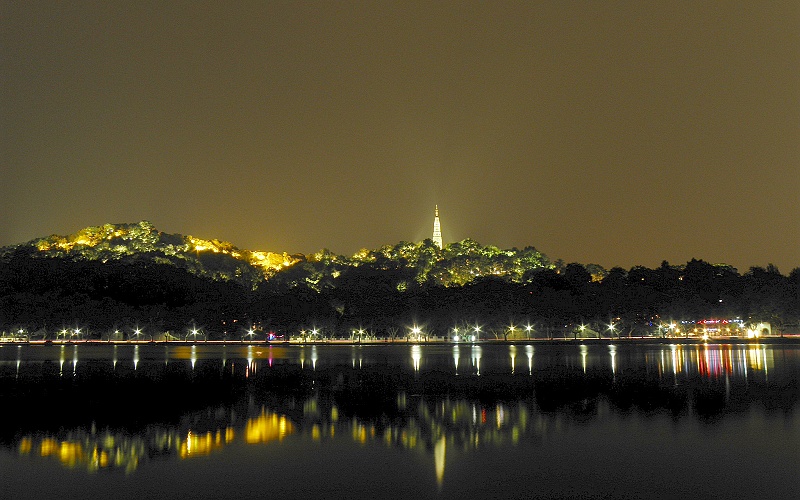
(432, 205, 443, 249)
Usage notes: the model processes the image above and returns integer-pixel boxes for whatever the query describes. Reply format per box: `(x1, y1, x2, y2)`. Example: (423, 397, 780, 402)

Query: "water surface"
(1, 343, 798, 499)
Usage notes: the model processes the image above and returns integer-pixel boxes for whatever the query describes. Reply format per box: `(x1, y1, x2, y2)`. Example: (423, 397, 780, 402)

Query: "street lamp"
(472, 325, 481, 342)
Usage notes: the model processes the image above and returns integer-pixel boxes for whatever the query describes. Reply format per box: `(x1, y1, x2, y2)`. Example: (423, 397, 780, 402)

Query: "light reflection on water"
(1, 342, 798, 499)
(2, 342, 778, 378)
(15, 407, 293, 474)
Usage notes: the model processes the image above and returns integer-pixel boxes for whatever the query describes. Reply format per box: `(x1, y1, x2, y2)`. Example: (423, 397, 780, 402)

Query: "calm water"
(1, 342, 799, 499)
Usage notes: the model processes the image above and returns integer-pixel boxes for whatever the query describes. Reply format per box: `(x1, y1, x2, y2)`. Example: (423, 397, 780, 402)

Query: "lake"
(1, 342, 799, 499)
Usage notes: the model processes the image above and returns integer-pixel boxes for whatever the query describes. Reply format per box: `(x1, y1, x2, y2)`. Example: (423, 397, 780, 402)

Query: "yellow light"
(41, 439, 58, 456)
(18, 437, 32, 455)
(245, 411, 295, 444)
(59, 442, 82, 468)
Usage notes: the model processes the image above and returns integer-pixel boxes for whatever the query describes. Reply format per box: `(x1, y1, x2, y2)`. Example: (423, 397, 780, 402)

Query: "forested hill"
(0, 221, 797, 339)
(3, 221, 299, 287)
(0, 221, 554, 289)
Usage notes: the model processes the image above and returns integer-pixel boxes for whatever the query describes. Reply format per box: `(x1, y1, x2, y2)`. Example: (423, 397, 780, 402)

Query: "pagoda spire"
(432, 205, 443, 249)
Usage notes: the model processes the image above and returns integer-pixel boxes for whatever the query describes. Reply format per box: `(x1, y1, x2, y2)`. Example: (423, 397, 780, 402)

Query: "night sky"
(2, 2, 798, 272)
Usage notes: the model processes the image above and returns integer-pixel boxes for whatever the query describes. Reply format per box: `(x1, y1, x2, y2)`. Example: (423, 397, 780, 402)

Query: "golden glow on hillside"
(187, 236, 298, 272)
(36, 223, 130, 252)
(32, 222, 299, 275)
(249, 251, 297, 269)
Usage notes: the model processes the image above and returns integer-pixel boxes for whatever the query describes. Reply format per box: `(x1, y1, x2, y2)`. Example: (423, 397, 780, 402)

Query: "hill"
(0, 222, 796, 340)
(13, 221, 299, 287)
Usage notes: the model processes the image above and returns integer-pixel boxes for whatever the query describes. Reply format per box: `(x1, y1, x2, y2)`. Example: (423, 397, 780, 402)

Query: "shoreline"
(2, 335, 800, 347)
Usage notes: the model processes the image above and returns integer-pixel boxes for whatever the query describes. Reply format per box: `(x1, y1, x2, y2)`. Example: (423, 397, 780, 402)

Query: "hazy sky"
(2, 1, 798, 272)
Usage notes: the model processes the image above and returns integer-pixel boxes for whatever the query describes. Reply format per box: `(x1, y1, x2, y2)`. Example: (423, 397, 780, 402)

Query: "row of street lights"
(5, 319, 715, 343)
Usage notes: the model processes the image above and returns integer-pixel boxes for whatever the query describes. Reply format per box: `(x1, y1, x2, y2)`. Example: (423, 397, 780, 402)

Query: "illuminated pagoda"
(432, 205, 443, 249)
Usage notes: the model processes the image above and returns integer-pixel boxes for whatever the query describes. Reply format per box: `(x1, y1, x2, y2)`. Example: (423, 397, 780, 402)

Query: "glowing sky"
(2, 2, 798, 272)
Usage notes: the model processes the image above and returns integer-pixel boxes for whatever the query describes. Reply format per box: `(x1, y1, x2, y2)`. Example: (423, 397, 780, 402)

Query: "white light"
(411, 345, 421, 371)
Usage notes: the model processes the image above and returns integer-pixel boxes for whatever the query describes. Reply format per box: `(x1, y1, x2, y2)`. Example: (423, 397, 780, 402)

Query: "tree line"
(1, 237, 797, 339)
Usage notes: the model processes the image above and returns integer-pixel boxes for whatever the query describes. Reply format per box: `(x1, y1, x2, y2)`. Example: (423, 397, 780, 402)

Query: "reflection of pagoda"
(432, 205, 443, 250)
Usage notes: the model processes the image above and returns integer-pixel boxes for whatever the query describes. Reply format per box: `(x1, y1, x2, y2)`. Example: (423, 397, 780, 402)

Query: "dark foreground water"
(1, 342, 798, 499)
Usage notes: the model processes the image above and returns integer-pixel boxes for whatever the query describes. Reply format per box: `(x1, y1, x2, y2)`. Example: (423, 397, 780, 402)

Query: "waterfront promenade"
(2, 334, 799, 347)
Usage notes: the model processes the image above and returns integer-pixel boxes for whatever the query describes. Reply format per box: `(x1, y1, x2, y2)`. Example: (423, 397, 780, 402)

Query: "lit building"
(432, 205, 443, 249)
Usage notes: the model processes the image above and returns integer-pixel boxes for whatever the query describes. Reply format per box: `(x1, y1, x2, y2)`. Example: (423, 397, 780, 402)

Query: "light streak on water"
(525, 345, 534, 375)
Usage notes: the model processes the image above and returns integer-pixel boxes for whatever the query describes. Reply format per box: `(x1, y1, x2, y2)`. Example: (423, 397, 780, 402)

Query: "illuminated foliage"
(4, 222, 797, 340)
(28, 221, 299, 287)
